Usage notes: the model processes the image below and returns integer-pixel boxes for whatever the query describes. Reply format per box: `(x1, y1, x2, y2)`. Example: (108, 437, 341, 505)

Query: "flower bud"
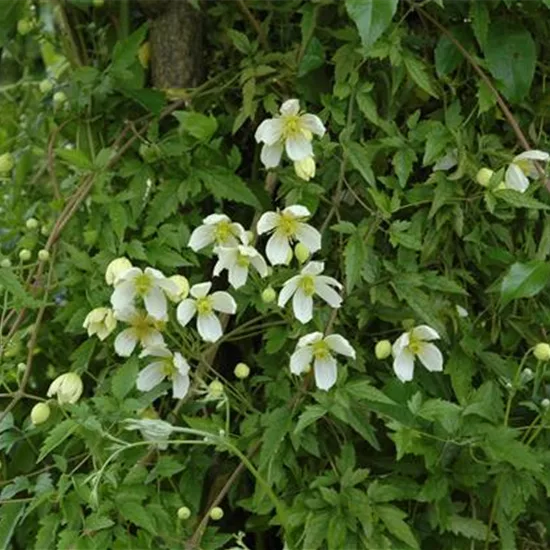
(17, 19, 32, 35)
(209, 507, 224, 521)
(294, 156, 316, 181)
(30, 403, 50, 425)
(26, 218, 38, 230)
(1, 258, 11, 268)
(234, 362, 250, 379)
(476, 167, 494, 187)
(375, 340, 392, 360)
(53, 91, 67, 107)
(19, 249, 31, 262)
(520, 368, 534, 384)
(177, 506, 191, 520)
(0, 152, 14, 173)
(541, 398, 550, 409)
(261, 286, 276, 303)
(39, 79, 53, 94)
(38, 249, 50, 261)
(294, 242, 310, 264)
(166, 275, 189, 302)
(534, 343, 550, 362)
(455, 305, 468, 318)
(138, 41, 150, 68)
(105, 257, 132, 286)
(83, 307, 117, 340)
(208, 380, 224, 400)
(17, 362, 26, 373)
(47, 372, 83, 404)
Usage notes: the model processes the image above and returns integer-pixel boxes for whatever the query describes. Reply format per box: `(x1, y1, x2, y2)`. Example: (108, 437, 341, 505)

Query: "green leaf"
(447, 515, 491, 541)
(259, 407, 293, 470)
(0, 503, 25, 550)
(403, 53, 439, 98)
(37, 420, 78, 462)
(173, 111, 218, 141)
(111, 356, 139, 400)
(227, 29, 251, 54)
(294, 405, 327, 435)
(345, 0, 399, 50)
(345, 232, 366, 293)
(197, 168, 260, 208)
(434, 27, 474, 77)
(484, 20, 536, 103)
(56, 148, 94, 171)
(392, 148, 417, 187)
(345, 142, 375, 186)
(377, 504, 419, 549)
(34, 515, 59, 549)
(500, 261, 550, 307)
(298, 37, 325, 77)
(0, 268, 41, 308)
(118, 501, 157, 533)
(495, 190, 550, 210)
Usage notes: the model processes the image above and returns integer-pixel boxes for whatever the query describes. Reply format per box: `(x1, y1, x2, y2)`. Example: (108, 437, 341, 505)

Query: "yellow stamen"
(299, 275, 316, 297)
(196, 296, 213, 316)
(131, 312, 155, 342)
(161, 358, 176, 378)
(312, 340, 330, 360)
(134, 273, 153, 296)
(407, 335, 423, 355)
(236, 253, 250, 268)
(214, 221, 233, 244)
(278, 213, 299, 237)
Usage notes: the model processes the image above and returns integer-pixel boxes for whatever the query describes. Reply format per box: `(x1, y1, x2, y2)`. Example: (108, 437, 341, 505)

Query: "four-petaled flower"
(176, 282, 237, 342)
(111, 266, 178, 320)
(290, 332, 355, 390)
(257, 205, 321, 265)
(83, 307, 117, 340)
(188, 214, 246, 252)
(213, 235, 268, 289)
(392, 325, 443, 382)
(255, 99, 325, 168)
(504, 150, 549, 193)
(113, 308, 165, 357)
(278, 261, 342, 324)
(137, 346, 191, 399)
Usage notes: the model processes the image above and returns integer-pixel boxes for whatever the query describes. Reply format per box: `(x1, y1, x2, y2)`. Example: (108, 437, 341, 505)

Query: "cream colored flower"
(83, 307, 117, 340)
(294, 156, 316, 181)
(105, 257, 132, 286)
(188, 214, 246, 252)
(113, 308, 165, 357)
(165, 275, 190, 302)
(47, 372, 83, 404)
(503, 150, 549, 193)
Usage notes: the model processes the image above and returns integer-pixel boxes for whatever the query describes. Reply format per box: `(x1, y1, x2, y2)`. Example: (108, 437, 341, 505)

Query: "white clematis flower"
(256, 204, 321, 265)
(255, 99, 325, 168)
(113, 308, 165, 357)
(176, 282, 236, 343)
(188, 214, 246, 252)
(290, 331, 355, 390)
(392, 325, 443, 382)
(213, 235, 268, 289)
(503, 150, 549, 193)
(83, 307, 117, 340)
(110, 266, 178, 320)
(47, 372, 84, 404)
(278, 261, 342, 324)
(294, 156, 316, 181)
(137, 346, 191, 399)
(105, 257, 132, 286)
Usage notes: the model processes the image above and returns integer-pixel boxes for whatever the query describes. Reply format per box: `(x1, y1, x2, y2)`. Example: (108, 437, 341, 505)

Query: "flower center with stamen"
(278, 213, 299, 237)
(236, 253, 250, 268)
(407, 335, 422, 355)
(515, 159, 531, 176)
(196, 296, 213, 316)
(131, 313, 154, 341)
(161, 358, 176, 378)
(282, 115, 301, 139)
(299, 275, 316, 296)
(312, 340, 330, 360)
(214, 221, 233, 244)
(134, 273, 153, 296)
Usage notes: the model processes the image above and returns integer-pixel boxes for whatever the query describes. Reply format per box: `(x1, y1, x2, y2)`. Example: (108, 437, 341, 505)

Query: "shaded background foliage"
(1, 0, 550, 549)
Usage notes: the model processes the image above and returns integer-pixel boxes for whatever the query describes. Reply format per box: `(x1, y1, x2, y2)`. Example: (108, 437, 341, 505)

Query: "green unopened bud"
(17, 19, 32, 35)
(208, 380, 224, 400)
(30, 402, 50, 425)
(475, 167, 494, 187)
(39, 79, 53, 94)
(0, 152, 14, 173)
(177, 506, 191, 520)
(105, 257, 132, 286)
(17, 362, 26, 373)
(19, 249, 31, 262)
(534, 343, 550, 361)
(234, 362, 250, 379)
(0, 258, 11, 268)
(520, 368, 534, 384)
(38, 249, 50, 261)
(294, 156, 316, 181)
(209, 507, 224, 521)
(541, 398, 550, 409)
(53, 91, 67, 107)
(261, 286, 276, 304)
(294, 242, 310, 264)
(375, 340, 392, 360)
(26, 218, 38, 230)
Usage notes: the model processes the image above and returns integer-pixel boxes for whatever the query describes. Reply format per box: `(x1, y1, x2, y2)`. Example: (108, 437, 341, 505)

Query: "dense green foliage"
(1, 0, 550, 548)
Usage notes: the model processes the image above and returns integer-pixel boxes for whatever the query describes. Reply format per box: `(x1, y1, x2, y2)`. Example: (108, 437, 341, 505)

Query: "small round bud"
(541, 398, 550, 409)
(26, 218, 38, 230)
(17, 362, 26, 373)
(39, 79, 53, 94)
(294, 243, 310, 264)
(40, 224, 50, 236)
(30, 402, 50, 425)
(475, 167, 494, 187)
(209, 507, 224, 521)
(53, 91, 67, 107)
(208, 380, 224, 399)
(0, 152, 14, 173)
(261, 286, 276, 304)
(520, 368, 534, 384)
(294, 156, 316, 181)
(234, 362, 250, 379)
(38, 249, 50, 262)
(166, 275, 189, 302)
(17, 19, 32, 35)
(534, 343, 550, 361)
(19, 249, 31, 262)
(177, 506, 191, 520)
(105, 257, 132, 286)
(0, 258, 11, 268)
(375, 340, 392, 360)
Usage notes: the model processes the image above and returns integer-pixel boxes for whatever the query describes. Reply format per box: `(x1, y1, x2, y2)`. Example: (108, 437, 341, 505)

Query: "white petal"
(314, 355, 338, 391)
(302, 261, 324, 275)
(250, 255, 268, 277)
(324, 334, 355, 358)
(113, 306, 137, 323)
(292, 289, 313, 324)
(505, 164, 529, 193)
(140, 346, 171, 359)
(188, 225, 214, 251)
(172, 373, 190, 399)
(176, 299, 197, 327)
(256, 212, 280, 235)
(203, 213, 230, 225)
(114, 328, 138, 357)
(212, 248, 235, 276)
(278, 276, 300, 307)
(392, 333, 410, 357)
(285, 134, 313, 161)
(110, 280, 136, 312)
(290, 347, 313, 375)
(118, 267, 142, 282)
(173, 352, 190, 375)
(137, 362, 165, 392)
(266, 232, 292, 265)
(411, 325, 440, 342)
(141, 329, 165, 349)
(314, 281, 342, 309)
(300, 114, 325, 137)
(211, 291, 237, 314)
(295, 223, 322, 254)
(190, 282, 212, 298)
(144, 286, 167, 320)
(260, 142, 284, 169)
(316, 275, 343, 290)
(417, 343, 443, 372)
(513, 150, 549, 162)
(229, 265, 249, 289)
(197, 313, 223, 342)
(393, 350, 415, 382)
(280, 99, 300, 116)
(297, 331, 323, 347)
(283, 205, 311, 219)
(254, 118, 284, 145)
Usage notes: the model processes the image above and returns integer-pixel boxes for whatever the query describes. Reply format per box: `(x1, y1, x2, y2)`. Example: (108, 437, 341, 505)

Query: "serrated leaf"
(345, 142, 375, 186)
(403, 54, 439, 98)
(56, 148, 93, 171)
(227, 29, 251, 54)
(197, 168, 260, 208)
(111, 356, 139, 400)
(294, 405, 327, 435)
(377, 504, 419, 548)
(0, 503, 25, 550)
(173, 111, 218, 141)
(118, 501, 156, 533)
(34, 515, 59, 549)
(500, 261, 550, 307)
(447, 515, 491, 541)
(259, 407, 293, 470)
(345, 0, 399, 50)
(0, 267, 42, 308)
(345, 232, 366, 293)
(495, 189, 550, 210)
(38, 420, 78, 462)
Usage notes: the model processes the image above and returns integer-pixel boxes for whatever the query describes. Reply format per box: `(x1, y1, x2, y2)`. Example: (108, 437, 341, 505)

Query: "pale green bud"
(31, 402, 51, 425)
(53, 91, 67, 107)
(294, 242, 310, 264)
(39, 79, 53, 94)
(375, 340, 392, 360)
(294, 156, 316, 181)
(166, 275, 189, 302)
(261, 286, 276, 304)
(0, 152, 14, 173)
(0, 258, 11, 268)
(534, 343, 550, 361)
(209, 507, 224, 521)
(476, 167, 495, 187)
(38, 249, 50, 261)
(234, 362, 250, 379)
(17, 362, 26, 373)
(17, 19, 32, 35)
(177, 506, 191, 520)
(19, 249, 31, 262)
(26, 218, 39, 230)
(47, 372, 83, 404)
(208, 380, 224, 400)
(105, 257, 132, 286)
(541, 398, 550, 409)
